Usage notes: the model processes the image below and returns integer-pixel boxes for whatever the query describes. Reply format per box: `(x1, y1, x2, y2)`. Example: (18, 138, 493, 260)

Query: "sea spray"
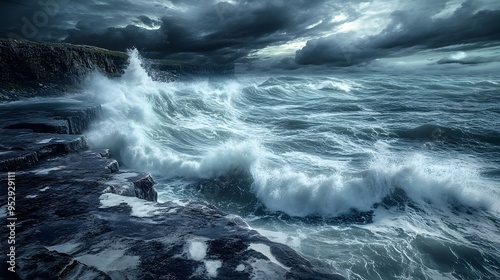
(83, 49, 497, 217)
(79, 50, 500, 279)
(84, 49, 263, 179)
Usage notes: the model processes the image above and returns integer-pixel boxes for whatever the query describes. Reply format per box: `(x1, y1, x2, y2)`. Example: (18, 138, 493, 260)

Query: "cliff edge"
(0, 39, 129, 100)
(0, 39, 235, 101)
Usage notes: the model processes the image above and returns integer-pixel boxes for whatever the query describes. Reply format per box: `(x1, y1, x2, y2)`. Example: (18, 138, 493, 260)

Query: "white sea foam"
(236, 264, 246, 272)
(98, 193, 162, 217)
(252, 228, 301, 249)
(84, 49, 263, 179)
(249, 243, 290, 271)
(313, 80, 353, 93)
(46, 242, 82, 254)
(249, 259, 286, 280)
(185, 238, 222, 278)
(204, 260, 222, 277)
(82, 50, 496, 219)
(36, 138, 54, 144)
(33, 166, 65, 175)
(76, 249, 140, 272)
(252, 152, 493, 217)
(79, 54, 500, 279)
(187, 240, 208, 261)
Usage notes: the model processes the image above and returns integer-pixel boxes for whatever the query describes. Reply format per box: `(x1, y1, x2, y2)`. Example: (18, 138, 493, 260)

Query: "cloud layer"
(295, 0, 500, 66)
(1, 0, 499, 70)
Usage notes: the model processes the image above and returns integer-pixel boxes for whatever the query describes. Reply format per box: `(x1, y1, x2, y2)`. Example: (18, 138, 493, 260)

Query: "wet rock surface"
(0, 101, 101, 171)
(0, 101, 345, 279)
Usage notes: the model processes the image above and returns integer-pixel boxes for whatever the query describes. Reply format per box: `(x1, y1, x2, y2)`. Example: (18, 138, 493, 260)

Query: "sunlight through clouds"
(1, 0, 498, 72)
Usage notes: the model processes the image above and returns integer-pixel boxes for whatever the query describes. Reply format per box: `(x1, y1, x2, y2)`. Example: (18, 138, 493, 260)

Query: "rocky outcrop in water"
(0, 100, 344, 279)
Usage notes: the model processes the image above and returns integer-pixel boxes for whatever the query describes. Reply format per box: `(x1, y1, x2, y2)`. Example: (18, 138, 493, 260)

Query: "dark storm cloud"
(436, 54, 500, 65)
(0, 0, 69, 40)
(135, 15, 161, 28)
(0, 0, 347, 63)
(0, 0, 173, 40)
(0, 0, 142, 40)
(1, 0, 499, 68)
(61, 0, 340, 63)
(295, 0, 500, 66)
(64, 24, 162, 53)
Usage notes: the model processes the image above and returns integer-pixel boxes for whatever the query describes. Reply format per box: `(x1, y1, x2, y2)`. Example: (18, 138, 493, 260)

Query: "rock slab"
(0, 100, 344, 279)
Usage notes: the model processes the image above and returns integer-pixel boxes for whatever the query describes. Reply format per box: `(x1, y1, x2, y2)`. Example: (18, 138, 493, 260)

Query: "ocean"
(80, 50, 500, 279)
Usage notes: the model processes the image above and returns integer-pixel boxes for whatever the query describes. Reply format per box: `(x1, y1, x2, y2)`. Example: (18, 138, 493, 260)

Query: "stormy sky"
(1, 0, 500, 72)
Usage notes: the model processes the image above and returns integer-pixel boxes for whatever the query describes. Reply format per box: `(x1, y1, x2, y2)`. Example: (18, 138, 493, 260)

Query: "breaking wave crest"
(82, 50, 497, 219)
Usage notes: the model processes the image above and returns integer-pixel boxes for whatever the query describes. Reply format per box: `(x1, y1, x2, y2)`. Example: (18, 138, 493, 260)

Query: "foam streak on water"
(82, 50, 500, 279)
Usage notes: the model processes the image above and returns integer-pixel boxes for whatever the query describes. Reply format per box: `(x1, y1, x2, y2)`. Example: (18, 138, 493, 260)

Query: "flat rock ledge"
(0, 101, 345, 279)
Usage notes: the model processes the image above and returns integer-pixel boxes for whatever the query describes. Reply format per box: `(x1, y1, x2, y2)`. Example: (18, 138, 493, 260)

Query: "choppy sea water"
(81, 51, 500, 279)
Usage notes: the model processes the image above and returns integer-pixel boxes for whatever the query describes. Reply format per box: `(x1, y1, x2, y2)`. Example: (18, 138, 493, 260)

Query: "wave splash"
(252, 153, 492, 217)
(83, 50, 496, 218)
(84, 49, 254, 178)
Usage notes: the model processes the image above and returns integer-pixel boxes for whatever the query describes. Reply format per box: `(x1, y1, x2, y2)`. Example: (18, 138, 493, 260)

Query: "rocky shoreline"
(0, 100, 345, 279)
(0, 41, 344, 279)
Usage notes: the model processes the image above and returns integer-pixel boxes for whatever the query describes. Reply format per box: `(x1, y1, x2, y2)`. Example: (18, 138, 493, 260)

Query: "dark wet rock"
(0, 150, 39, 172)
(103, 172, 158, 202)
(4, 119, 70, 134)
(0, 147, 344, 280)
(0, 101, 103, 171)
(0, 39, 129, 100)
(16, 247, 111, 280)
(59, 106, 103, 134)
(0, 100, 345, 279)
(0, 129, 87, 171)
(0, 101, 102, 135)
